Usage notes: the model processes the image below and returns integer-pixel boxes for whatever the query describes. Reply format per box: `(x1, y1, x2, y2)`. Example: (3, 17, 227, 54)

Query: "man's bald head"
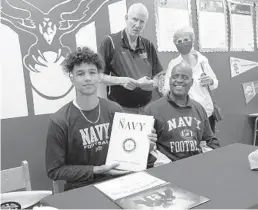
(171, 62, 193, 78)
(170, 62, 193, 98)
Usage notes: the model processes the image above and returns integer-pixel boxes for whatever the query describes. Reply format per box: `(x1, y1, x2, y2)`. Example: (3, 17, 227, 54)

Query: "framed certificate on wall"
(228, 0, 255, 51)
(154, 0, 192, 52)
(197, 0, 228, 52)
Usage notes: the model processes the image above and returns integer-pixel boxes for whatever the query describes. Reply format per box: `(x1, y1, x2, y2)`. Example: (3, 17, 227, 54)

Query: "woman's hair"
(62, 47, 104, 74)
(173, 27, 195, 44)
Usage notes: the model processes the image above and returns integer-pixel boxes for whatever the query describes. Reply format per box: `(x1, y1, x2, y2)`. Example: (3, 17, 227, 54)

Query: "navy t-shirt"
(45, 98, 123, 191)
(143, 95, 220, 161)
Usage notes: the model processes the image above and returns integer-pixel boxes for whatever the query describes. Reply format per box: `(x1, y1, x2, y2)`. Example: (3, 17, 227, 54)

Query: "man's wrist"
(93, 166, 101, 174)
(118, 77, 125, 86)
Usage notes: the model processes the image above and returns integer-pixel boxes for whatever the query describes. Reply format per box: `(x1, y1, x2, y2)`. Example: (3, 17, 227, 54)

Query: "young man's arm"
(45, 120, 121, 181)
(45, 120, 94, 182)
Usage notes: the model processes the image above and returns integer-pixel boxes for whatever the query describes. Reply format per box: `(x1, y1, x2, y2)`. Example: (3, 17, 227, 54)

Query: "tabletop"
(42, 143, 258, 209)
(249, 113, 258, 117)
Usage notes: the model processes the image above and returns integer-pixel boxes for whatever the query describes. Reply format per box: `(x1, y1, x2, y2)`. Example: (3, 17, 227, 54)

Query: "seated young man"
(45, 47, 157, 191)
(143, 62, 220, 162)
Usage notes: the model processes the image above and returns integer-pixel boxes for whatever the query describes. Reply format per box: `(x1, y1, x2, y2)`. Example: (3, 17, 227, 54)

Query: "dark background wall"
(1, 0, 258, 191)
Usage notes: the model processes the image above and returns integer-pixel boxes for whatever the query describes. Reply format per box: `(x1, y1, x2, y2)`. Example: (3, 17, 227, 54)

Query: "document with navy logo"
(94, 172, 210, 209)
(106, 112, 154, 171)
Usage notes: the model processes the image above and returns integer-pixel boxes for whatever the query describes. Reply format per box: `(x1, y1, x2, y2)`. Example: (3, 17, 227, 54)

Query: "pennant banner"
(230, 57, 258, 78)
(242, 80, 258, 104)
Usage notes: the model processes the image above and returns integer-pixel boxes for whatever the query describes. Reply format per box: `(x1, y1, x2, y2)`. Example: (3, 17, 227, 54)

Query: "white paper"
(229, 1, 254, 51)
(199, 12, 226, 49)
(231, 14, 254, 50)
(106, 112, 154, 171)
(198, 0, 228, 51)
(94, 172, 167, 200)
(108, 0, 127, 34)
(0, 24, 28, 119)
(156, 7, 191, 51)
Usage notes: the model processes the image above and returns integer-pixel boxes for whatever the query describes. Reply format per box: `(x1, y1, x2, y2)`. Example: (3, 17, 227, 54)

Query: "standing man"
(99, 3, 163, 113)
(143, 62, 220, 161)
(45, 47, 157, 191)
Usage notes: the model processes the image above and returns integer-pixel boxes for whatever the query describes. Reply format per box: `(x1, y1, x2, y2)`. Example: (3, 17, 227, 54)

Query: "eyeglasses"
(175, 38, 191, 44)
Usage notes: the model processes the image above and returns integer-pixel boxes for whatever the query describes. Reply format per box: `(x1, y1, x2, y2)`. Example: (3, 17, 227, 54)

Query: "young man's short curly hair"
(62, 47, 104, 74)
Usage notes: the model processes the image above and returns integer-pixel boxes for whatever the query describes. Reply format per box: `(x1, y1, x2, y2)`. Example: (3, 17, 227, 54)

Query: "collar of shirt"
(166, 92, 193, 108)
(121, 30, 144, 51)
(176, 50, 207, 67)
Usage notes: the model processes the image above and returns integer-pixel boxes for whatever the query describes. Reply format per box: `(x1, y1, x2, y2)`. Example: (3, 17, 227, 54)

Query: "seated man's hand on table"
(137, 76, 155, 91)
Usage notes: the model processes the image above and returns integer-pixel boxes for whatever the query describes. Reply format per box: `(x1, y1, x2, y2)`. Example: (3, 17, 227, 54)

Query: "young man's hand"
(93, 163, 131, 175)
(93, 163, 119, 174)
(105, 169, 131, 175)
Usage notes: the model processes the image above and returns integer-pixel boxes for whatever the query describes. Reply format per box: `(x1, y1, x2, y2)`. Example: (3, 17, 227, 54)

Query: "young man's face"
(125, 9, 147, 38)
(70, 63, 100, 96)
(169, 66, 193, 98)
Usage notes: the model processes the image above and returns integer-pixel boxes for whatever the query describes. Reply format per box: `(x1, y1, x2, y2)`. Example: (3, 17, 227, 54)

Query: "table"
(42, 143, 258, 209)
(249, 113, 258, 146)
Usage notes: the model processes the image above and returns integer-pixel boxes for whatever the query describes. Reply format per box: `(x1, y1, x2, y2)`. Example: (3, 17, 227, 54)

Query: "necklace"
(74, 100, 101, 124)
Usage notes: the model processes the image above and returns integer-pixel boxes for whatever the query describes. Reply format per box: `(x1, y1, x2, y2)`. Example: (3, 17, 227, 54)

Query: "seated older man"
(143, 62, 220, 161)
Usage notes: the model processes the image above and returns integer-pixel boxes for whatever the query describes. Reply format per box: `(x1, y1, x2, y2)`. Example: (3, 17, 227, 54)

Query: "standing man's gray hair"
(127, 3, 149, 19)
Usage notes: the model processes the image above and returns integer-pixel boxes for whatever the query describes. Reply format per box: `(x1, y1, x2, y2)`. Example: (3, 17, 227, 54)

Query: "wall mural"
(0, 0, 110, 118)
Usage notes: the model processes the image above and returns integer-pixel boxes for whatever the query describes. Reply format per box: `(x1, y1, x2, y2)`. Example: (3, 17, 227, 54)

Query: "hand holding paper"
(106, 169, 132, 176)
(119, 77, 138, 90)
(137, 76, 155, 91)
(93, 163, 120, 174)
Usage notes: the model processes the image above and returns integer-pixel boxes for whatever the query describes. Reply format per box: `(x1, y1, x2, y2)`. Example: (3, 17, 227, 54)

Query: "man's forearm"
(100, 74, 122, 86)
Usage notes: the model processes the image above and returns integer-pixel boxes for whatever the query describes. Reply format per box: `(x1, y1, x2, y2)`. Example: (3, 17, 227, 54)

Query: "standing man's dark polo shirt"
(99, 30, 163, 108)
